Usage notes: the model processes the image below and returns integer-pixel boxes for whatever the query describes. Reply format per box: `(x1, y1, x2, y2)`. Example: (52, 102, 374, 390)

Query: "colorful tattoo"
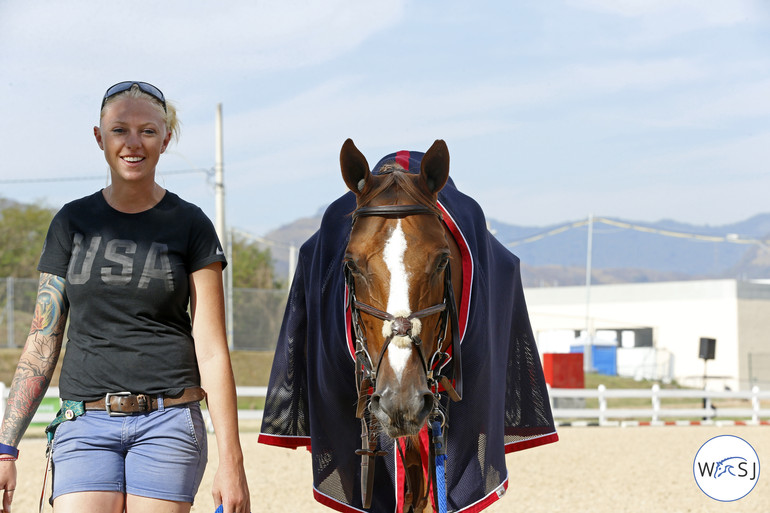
(0, 273, 68, 446)
(29, 273, 68, 338)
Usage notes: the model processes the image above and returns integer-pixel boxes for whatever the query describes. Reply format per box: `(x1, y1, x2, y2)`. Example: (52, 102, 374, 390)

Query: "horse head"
(341, 138, 454, 439)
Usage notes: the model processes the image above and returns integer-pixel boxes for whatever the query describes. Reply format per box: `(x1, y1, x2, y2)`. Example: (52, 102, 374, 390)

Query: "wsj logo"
(697, 456, 757, 480)
(693, 435, 760, 502)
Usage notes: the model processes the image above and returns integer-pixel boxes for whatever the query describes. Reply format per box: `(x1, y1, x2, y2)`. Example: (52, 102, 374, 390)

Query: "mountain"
(491, 214, 770, 286)
(263, 212, 770, 287)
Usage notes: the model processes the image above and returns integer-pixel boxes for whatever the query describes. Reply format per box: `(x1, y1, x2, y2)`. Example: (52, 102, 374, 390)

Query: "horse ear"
(340, 138, 371, 194)
(421, 139, 450, 194)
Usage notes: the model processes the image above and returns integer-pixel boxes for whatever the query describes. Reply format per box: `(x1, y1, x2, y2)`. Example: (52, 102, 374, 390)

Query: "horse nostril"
(369, 393, 382, 413)
(419, 392, 434, 419)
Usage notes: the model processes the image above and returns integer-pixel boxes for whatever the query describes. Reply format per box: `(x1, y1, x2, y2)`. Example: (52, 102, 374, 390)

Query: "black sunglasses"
(101, 81, 167, 112)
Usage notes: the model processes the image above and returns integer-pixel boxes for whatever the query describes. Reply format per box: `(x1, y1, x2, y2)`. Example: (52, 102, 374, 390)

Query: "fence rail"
(1, 384, 768, 431)
(550, 384, 770, 425)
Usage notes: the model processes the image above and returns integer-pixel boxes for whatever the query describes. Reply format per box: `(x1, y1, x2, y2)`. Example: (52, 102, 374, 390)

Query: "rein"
(347, 202, 462, 511)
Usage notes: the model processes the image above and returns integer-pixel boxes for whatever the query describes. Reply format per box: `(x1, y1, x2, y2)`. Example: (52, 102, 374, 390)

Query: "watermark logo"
(693, 435, 760, 502)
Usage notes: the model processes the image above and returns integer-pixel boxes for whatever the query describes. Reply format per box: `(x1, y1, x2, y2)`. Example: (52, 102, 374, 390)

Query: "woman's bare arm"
(0, 273, 68, 446)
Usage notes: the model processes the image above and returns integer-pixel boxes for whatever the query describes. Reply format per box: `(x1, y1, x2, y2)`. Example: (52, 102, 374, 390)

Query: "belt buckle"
(105, 391, 132, 417)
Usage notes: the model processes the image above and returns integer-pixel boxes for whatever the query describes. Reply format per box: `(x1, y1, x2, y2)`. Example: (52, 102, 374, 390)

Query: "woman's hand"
(212, 459, 250, 513)
(0, 461, 17, 513)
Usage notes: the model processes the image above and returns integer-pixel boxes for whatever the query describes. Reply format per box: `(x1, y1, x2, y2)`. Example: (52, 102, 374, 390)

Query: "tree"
(0, 201, 55, 278)
(230, 233, 278, 289)
(0, 200, 280, 288)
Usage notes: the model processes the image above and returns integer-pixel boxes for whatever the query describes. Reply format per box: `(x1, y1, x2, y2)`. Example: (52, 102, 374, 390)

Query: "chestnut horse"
(340, 139, 463, 513)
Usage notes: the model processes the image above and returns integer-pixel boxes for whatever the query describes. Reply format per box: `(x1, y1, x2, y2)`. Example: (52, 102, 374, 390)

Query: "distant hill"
(264, 206, 328, 249)
(491, 213, 770, 286)
(263, 211, 770, 287)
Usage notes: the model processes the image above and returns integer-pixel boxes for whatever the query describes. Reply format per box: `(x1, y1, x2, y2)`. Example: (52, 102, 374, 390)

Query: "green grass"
(583, 372, 683, 409)
(578, 373, 767, 419)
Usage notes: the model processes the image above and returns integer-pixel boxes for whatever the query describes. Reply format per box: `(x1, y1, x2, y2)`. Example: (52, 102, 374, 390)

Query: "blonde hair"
(100, 84, 181, 144)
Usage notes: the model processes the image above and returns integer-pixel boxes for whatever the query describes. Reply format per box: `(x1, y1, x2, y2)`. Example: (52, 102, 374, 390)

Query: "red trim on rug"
(455, 479, 508, 513)
(313, 467, 511, 513)
(395, 150, 411, 171)
(345, 281, 355, 360)
(437, 201, 472, 342)
(396, 439, 405, 513)
(257, 433, 311, 449)
(313, 488, 367, 513)
(394, 426, 432, 513)
(418, 427, 432, 512)
(504, 432, 559, 454)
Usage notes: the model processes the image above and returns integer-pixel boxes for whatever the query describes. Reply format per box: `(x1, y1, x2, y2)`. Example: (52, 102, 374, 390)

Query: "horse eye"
(436, 255, 450, 272)
(345, 259, 360, 274)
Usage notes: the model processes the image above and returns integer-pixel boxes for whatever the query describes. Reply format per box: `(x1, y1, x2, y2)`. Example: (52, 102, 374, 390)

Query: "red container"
(543, 353, 584, 388)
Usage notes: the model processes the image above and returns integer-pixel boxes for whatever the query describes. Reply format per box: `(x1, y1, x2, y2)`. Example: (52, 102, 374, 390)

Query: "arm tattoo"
(0, 273, 68, 446)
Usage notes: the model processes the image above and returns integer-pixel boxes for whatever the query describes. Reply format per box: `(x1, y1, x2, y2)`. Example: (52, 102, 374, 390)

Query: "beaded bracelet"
(0, 443, 18, 459)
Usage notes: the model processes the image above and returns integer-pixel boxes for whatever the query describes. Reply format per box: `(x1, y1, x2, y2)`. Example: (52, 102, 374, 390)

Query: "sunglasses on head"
(101, 81, 167, 112)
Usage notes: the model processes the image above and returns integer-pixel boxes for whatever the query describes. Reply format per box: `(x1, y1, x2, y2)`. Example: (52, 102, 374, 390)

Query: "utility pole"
(584, 213, 594, 373)
(215, 104, 233, 348)
(215, 103, 225, 255)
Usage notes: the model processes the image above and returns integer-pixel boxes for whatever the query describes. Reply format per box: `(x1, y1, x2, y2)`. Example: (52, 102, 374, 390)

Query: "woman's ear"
(94, 126, 104, 150)
(161, 130, 172, 154)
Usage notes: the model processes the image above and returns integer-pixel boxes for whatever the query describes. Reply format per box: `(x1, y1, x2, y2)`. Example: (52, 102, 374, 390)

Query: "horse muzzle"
(369, 384, 434, 438)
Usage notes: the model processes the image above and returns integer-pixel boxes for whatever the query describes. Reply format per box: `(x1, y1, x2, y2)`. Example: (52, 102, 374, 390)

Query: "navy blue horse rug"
(259, 150, 558, 513)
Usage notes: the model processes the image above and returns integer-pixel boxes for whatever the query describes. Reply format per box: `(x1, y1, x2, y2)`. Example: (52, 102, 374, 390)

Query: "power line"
(506, 216, 769, 247)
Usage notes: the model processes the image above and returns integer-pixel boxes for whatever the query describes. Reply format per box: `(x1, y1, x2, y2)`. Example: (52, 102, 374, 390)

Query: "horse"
(258, 139, 558, 513)
(340, 138, 463, 512)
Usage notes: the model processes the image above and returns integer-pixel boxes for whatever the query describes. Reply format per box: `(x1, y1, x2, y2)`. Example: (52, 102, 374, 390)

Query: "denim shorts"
(50, 401, 208, 503)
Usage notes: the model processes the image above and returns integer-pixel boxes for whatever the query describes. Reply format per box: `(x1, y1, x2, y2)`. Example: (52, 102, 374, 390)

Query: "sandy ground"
(10, 426, 768, 512)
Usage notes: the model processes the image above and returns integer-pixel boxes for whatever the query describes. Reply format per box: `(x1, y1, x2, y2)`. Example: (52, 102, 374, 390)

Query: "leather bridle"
(346, 202, 463, 509)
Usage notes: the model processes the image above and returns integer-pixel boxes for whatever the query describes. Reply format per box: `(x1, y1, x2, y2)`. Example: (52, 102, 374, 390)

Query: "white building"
(524, 279, 770, 391)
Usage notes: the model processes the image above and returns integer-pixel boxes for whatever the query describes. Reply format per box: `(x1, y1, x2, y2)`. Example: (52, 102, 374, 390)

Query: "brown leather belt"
(84, 387, 206, 416)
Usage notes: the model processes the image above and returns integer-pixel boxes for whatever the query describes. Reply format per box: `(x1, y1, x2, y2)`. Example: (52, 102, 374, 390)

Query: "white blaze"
(382, 220, 412, 379)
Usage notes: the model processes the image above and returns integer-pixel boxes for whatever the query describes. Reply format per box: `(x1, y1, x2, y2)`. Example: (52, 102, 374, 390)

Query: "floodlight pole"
(215, 103, 225, 256)
(584, 213, 594, 373)
(215, 103, 233, 348)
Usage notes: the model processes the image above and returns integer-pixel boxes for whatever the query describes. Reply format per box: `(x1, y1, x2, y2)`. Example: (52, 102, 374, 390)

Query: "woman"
(0, 81, 250, 513)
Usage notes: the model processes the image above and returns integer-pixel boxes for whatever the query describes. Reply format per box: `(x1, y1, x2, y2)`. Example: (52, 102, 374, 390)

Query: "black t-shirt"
(38, 190, 226, 401)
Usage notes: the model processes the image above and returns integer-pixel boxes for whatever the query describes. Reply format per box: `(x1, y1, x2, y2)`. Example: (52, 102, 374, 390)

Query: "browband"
(352, 204, 442, 223)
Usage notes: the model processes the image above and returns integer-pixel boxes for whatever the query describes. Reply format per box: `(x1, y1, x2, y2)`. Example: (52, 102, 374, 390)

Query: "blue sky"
(1, 0, 769, 239)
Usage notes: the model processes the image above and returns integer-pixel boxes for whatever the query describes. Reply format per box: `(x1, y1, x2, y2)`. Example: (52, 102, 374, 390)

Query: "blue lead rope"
(431, 420, 448, 513)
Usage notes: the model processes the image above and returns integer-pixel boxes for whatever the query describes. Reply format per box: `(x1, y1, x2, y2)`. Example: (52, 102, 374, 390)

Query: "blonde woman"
(0, 82, 250, 513)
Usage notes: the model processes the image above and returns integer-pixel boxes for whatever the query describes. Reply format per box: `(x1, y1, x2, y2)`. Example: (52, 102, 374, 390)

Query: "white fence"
(1, 384, 769, 431)
(550, 384, 770, 425)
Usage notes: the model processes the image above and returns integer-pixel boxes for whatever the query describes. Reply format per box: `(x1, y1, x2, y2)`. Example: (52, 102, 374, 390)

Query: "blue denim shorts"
(50, 401, 208, 503)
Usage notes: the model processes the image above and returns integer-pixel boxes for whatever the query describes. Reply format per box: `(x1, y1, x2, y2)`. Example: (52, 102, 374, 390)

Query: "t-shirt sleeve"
(37, 208, 73, 278)
(187, 207, 228, 273)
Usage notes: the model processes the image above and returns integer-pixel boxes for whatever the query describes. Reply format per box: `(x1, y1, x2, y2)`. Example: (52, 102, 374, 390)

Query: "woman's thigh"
(53, 490, 124, 513)
(126, 494, 192, 513)
(52, 491, 192, 513)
